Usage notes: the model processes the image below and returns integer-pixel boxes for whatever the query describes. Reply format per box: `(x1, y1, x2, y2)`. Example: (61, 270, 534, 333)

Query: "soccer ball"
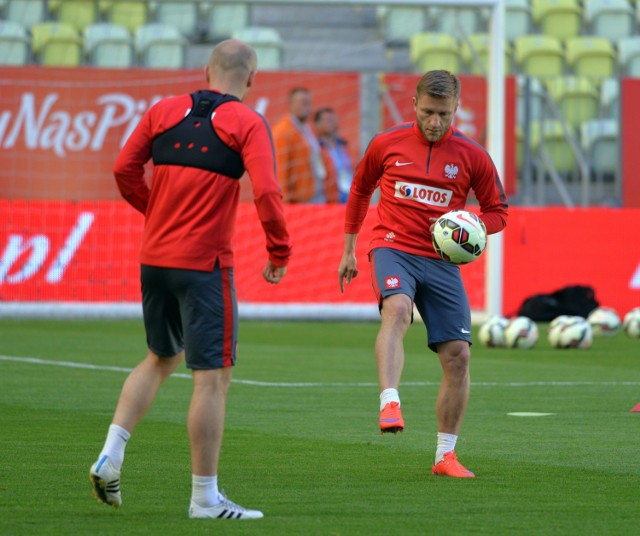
(623, 307, 640, 338)
(548, 316, 592, 349)
(587, 307, 621, 336)
(478, 316, 509, 347)
(504, 316, 539, 349)
(431, 210, 487, 264)
(548, 315, 574, 331)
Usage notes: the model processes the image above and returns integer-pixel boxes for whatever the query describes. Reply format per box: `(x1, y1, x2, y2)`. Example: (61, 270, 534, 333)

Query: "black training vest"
(151, 90, 245, 179)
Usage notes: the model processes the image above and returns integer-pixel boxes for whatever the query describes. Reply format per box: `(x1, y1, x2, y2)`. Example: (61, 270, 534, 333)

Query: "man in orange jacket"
(272, 87, 337, 203)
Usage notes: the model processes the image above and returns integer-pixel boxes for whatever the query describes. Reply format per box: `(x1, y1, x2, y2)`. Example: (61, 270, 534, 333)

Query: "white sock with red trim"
(380, 388, 400, 411)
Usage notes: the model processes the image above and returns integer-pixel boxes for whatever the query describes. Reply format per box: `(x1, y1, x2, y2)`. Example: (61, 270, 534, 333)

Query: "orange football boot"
(432, 451, 475, 478)
(379, 402, 404, 434)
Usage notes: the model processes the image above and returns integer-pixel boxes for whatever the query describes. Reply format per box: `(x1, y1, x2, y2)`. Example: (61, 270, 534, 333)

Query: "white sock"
(191, 475, 223, 508)
(435, 432, 457, 464)
(99, 424, 130, 469)
(380, 388, 400, 411)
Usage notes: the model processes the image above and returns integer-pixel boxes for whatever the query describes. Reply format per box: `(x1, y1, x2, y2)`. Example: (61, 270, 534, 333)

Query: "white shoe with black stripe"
(89, 455, 122, 509)
(188, 493, 264, 520)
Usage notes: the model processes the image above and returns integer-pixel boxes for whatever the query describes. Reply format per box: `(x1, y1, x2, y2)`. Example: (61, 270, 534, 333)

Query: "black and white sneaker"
(89, 455, 121, 509)
(188, 493, 264, 520)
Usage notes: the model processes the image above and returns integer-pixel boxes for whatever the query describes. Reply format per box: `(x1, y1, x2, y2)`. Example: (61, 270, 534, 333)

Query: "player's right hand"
(338, 254, 358, 293)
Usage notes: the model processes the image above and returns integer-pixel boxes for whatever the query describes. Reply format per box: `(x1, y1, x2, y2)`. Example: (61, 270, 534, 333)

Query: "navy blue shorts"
(369, 248, 472, 352)
(141, 263, 238, 370)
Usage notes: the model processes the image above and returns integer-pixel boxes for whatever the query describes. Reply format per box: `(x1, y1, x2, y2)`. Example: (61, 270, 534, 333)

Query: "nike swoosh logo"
(461, 329, 471, 334)
(395, 160, 413, 166)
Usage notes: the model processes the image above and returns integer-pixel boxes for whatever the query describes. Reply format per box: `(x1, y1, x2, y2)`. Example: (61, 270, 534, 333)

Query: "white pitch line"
(1, 355, 640, 388)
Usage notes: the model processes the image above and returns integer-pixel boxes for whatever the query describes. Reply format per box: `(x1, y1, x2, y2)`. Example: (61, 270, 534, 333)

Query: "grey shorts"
(141, 263, 238, 369)
(369, 247, 472, 352)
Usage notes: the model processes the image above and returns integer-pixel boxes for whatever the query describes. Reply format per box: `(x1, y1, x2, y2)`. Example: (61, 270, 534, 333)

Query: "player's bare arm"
(338, 233, 359, 293)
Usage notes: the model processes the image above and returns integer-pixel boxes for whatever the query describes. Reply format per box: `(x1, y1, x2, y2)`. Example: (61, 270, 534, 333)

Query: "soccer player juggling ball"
(338, 70, 508, 478)
(90, 40, 291, 519)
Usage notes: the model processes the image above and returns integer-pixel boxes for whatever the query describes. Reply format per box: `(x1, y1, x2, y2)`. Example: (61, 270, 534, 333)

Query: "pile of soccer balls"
(477, 306, 640, 350)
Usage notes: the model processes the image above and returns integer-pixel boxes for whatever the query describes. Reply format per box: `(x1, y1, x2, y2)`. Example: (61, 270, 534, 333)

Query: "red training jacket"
(113, 90, 291, 271)
(345, 122, 508, 259)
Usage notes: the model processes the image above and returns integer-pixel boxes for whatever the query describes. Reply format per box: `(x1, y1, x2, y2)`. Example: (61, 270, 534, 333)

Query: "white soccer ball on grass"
(587, 307, 621, 336)
(504, 316, 539, 349)
(478, 316, 509, 347)
(623, 307, 640, 338)
(548, 316, 593, 349)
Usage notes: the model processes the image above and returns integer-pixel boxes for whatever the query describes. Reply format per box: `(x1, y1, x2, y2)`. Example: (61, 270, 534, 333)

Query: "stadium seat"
(0, 19, 30, 65)
(154, 1, 201, 39)
(106, 0, 148, 35)
(530, 119, 576, 174)
(84, 22, 133, 68)
(135, 23, 186, 69)
(514, 34, 564, 78)
(565, 36, 616, 82)
(6, 0, 47, 29)
(31, 21, 83, 66)
(206, 2, 250, 41)
(584, 0, 634, 41)
(232, 26, 283, 70)
(517, 75, 547, 122)
(580, 118, 619, 177)
(54, 0, 99, 33)
(618, 36, 640, 77)
(531, 0, 582, 40)
(545, 76, 599, 128)
(505, 0, 532, 43)
(600, 77, 620, 120)
(461, 33, 512, 75)
(428, 6, 481, 37)
(376, 6, 428, 45)
(410, 32, 460, 74)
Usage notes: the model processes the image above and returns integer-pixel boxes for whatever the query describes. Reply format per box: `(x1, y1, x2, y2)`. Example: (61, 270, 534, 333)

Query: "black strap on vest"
(151, 91, 245, 179)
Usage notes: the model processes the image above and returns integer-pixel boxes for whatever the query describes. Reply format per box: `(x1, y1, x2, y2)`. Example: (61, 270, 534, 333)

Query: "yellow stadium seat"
(410, 33, 461, 73)
(54, 0, 99, 32)
(0, 19, 30, 65)
(565, 36, 616, 82)
(530, 119, 576, 174)
(84, 22, 133, 68)
(232, 26, 283, 70)
(428, 6, 481, 36)
(106, 0, 148, 34)
(532, 0, 582, 40)
(545, 76, 599, 129)
(514, 34, 564, 78)
(135, 22, 186, 69)
(584, 0, 634, 41)
(31, 21, 83, 66)
(618, 36, 640, 77)
(461, 33, 512, 75)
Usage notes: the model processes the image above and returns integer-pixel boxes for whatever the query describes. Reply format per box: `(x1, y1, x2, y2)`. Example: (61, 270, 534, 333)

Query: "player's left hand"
(263, 260, 286, 284)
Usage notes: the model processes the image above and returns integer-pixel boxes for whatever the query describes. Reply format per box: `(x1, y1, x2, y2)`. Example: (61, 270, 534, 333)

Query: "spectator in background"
(314, 107, 354, 204)
(272, 87, 337, 203)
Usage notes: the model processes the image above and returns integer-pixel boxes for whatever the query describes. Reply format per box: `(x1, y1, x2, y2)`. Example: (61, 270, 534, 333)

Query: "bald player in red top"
(90, 40, 291, 519)
(339, 70, 508, 478)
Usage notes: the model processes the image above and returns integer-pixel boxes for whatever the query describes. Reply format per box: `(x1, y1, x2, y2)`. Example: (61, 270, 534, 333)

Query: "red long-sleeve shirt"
(114, 90, 291, 271)
(345, 122, 508, 259)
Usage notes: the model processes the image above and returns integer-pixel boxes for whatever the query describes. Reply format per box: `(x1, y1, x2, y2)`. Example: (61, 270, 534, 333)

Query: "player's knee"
(381, 295, 412, 326)
(439, 341, 470, 375)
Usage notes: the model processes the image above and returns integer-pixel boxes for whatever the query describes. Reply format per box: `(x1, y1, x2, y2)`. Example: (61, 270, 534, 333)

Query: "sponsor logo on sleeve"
(394, 181, 452, 207)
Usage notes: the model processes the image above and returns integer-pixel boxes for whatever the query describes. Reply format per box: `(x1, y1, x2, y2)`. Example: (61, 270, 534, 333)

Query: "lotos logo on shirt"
(385, 276, 401, 289)
(395, 182, 452, 207)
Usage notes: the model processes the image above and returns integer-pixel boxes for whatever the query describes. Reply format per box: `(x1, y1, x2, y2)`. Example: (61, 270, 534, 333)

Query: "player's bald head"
(208, 39, 257, 78)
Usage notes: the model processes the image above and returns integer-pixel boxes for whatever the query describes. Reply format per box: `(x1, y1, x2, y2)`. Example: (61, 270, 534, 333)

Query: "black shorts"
(141, 263, 238, 369)
(369, 247, 472, 352)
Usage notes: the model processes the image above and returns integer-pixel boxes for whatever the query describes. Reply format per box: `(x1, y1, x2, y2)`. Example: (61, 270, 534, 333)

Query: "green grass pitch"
(0, 318, 639, 535)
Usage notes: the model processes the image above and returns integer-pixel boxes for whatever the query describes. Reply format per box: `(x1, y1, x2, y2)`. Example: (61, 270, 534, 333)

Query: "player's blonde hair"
(416, 70, 460, 101)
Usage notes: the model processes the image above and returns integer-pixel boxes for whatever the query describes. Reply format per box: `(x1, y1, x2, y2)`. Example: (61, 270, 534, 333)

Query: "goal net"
(0, 0, 508, 320)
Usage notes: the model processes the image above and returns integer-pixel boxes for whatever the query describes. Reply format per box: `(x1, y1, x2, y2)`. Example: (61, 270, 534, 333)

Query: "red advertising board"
(1, 201, 638, 318)
(621, 78, 640, 208)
